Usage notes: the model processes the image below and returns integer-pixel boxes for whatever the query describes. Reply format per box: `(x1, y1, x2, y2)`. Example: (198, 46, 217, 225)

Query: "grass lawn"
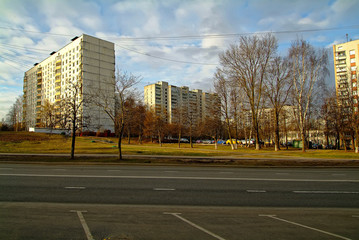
(0, 132, 359, 165)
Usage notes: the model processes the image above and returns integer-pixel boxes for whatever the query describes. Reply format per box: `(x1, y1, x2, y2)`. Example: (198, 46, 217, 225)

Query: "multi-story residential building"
(144, 81, 219, 124)
(23, 34, 115, 131)
(333, 39, 359, 110)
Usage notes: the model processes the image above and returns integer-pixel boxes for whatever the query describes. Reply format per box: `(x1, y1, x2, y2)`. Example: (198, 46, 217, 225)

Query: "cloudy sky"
(0, 0, 358, 120)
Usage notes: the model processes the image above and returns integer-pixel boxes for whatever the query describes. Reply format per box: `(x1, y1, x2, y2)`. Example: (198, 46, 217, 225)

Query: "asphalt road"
(1, 164, 359, 240)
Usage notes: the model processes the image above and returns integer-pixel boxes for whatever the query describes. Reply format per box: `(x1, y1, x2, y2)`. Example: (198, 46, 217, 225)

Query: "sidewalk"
(0, 152, 358, 166)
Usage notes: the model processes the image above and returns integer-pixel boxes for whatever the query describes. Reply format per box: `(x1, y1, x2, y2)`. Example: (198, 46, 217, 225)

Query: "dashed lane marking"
(293, 190, 359, 194)
(154, 188, 176, 191)
(246, 190, 267, 193)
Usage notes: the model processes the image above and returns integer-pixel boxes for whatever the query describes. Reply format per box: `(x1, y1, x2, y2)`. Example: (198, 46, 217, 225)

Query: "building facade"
(333, 39, 359, 109)
(144, 81, 219, 124)
(23, 34, 115, 131)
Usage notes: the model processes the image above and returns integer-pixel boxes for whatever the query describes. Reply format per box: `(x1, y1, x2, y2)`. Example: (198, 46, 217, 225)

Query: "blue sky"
(0, 0, 358, 120)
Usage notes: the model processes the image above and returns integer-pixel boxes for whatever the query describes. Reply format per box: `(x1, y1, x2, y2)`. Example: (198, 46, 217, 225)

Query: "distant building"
(333, 39, 359, 110)
(23, 34, 115, 131)
(144, 81, 219, 124)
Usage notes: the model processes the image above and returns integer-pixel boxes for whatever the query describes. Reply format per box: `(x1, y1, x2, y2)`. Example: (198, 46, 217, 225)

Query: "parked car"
(226, 139, 239, 145)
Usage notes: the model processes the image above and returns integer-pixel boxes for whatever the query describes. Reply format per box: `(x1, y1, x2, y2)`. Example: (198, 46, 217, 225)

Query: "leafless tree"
(6, 95, 23, 131)
(219, 33, 277, 150)
(288, 38, 328, 152)
(40, 99, 57, 130)
(61, 79, 86, 160)
(92, 69, 141, 160)
(264, 56, 292, 151)
(214, 69, 236, 150)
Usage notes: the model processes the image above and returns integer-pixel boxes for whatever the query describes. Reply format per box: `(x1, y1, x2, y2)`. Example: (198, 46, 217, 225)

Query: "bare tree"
(134, 102, 146, 144)
(264, 56, 292, 151)
(288, 39, 328, 152)
(92, 69, 141, 160)
(171, 106, 187, 148)
(219, 33, 277, 150)
(6, 95, 23, 131)
(40, 99, 57, 130)
(61, 79, 86, 160)
(214, 69, 236, 150)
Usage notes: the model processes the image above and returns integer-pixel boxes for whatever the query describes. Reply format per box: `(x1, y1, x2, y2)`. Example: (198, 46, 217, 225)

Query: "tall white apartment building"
(333, 39, 359, 110)
(23, 34, 115, 131)
(144, 81, 219, 124)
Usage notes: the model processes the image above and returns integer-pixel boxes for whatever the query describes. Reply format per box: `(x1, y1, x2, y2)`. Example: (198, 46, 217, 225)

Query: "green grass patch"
(1, 132, 359, 161)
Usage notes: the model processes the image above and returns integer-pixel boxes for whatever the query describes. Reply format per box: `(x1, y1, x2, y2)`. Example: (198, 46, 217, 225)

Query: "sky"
(0, 0, 359, 121)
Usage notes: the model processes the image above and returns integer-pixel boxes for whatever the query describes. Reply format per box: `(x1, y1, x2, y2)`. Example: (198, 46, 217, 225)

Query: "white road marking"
(1, 173, 358, 182)
(246, 190, 266, 193)
(53, 169, 66, 171)
(352, 215, 359, 218)
(164, 212, 226, 240)
(293, 190, 359, 194)
(332, 174, 346, 176)
(219, 172, 233, 174)
(107, 170, 123, 172)
(276, 173, 289, 175)
(154, 188, 176, 191)
(71, 210, 94, 240)
(164, 171, 178, 173)
(259, 214, 352, 240)
(65, 187, 86, 190)
(0, 168, 13, 170)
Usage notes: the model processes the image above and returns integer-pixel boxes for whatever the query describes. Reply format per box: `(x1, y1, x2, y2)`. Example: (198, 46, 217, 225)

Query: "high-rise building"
(23, 34, 115, 131)
(333, 39, 359, 110)
(144, 81, 219, 124)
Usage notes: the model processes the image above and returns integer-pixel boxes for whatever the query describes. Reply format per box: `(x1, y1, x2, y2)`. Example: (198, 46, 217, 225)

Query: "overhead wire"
(115, 44, 217, 65)
(1, 24, 359, 41)
(1, 24, 359, 66)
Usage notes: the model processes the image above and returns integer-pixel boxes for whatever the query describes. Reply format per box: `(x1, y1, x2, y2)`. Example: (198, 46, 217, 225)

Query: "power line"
(1, 24, 359, 41)
(112, 25, 359, 41)
(0, 26, 75, 37)
(0, 43, 51, 52)
(116, 44, 217, 65)
(0, 55, 31, 71)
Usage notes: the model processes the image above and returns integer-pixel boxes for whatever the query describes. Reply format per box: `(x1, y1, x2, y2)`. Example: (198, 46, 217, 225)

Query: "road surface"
(0, 164, 358, 239)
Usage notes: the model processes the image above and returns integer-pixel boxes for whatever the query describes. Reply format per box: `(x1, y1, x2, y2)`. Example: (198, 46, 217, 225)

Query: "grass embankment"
(0, 132, 359, 166)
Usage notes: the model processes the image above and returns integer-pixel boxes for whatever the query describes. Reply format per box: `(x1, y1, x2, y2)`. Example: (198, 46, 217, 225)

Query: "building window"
(351, 58, 356, 63)
(350, 50, 355, 55)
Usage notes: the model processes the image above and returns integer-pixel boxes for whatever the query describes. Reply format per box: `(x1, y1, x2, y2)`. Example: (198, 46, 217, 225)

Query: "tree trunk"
(301, 129, 306, 153)
(70, 118, 76, 160)
(158, 130, 162, 147)
(226, 118, 235, 150)
(252, 114, 260, 150)
(190, 125, 193, 148)
(356, 130, 359, 153)
(138, 126, 142, 144)
(127, 129, 131, 144)
(178, 129, 181, 148)
(274, 111, 280, 151)
(118, 123, 124, 160)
